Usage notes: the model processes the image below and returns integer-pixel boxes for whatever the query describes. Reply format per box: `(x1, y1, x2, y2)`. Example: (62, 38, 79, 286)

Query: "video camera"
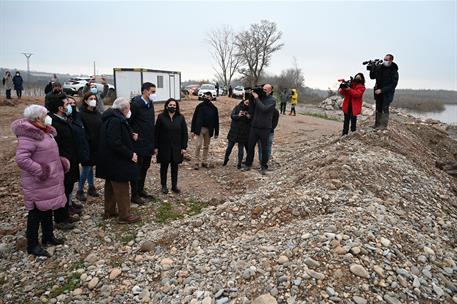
(363, 59, 383, 71)
(244, 85, 266, 102)
(338, 77, 353, 89)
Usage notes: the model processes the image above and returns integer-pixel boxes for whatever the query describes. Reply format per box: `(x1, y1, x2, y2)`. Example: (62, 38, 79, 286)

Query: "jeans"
(245, 127, 270, 170)
(258, 132, 274, 162)
(78, 165, 94, 191)
(224, 140, 247, 164)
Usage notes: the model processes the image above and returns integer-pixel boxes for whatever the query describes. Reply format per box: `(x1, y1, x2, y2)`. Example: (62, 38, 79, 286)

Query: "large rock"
(252, 294, 277, 304)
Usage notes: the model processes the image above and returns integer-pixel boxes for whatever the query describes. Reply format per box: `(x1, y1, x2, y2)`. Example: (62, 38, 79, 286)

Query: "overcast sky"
(1, 0, 456, 90)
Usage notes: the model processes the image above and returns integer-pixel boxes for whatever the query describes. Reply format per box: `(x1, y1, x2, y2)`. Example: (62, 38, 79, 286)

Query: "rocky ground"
(0, 95, 456, 304)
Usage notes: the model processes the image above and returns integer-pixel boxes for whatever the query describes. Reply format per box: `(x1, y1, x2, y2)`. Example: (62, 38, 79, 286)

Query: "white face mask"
(44, 115, 52, 126)
(383, 61, 392, 67)
(149, 93, 157, 102)
(125, 110, 132, 119)
(88, 99, 97, 107)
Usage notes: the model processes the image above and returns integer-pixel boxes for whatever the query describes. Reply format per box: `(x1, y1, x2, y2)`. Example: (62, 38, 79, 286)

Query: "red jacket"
(338, 83, 366, 116)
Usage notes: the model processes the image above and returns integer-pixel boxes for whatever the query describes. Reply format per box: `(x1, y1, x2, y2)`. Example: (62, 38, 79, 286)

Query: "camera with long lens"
(363, 59, 383, 71)
(338, 77, 353, 89)
(244, 86, 265, 102)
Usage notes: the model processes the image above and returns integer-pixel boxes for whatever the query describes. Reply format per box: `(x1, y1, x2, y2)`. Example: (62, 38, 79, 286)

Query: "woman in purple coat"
(11, 105, 68, 257)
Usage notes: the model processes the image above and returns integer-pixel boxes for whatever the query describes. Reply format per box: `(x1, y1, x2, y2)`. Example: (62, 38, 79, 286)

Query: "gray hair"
(112, 97, 130, 110)
(23, 105, 48, 121)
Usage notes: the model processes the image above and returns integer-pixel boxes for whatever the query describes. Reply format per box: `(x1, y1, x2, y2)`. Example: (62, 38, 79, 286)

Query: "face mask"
(44, 115, 52, 126)
(125, 110, 132, 119)
(65, 104, 73, 116)
(383, 61, 391, 67)
(149, 93, 157, 102)
(88, 99, 97, 107)
(16, 73, 19, 76)
(90, 87, 98, 94)
(167, 107, 176, 113)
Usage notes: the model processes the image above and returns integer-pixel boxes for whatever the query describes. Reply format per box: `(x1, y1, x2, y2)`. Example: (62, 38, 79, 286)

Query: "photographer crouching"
(365, 54, 399, 129)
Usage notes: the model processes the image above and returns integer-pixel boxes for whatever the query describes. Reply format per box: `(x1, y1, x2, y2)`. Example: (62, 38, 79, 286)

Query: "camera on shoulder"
(363, 59, 383, 71)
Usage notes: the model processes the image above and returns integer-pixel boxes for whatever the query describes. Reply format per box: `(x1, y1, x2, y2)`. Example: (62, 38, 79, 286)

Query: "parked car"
(198, 84, 217, 100)
(185, 84, 200, 96)
(232, 85, 245, 99)
(63, 77, 115, 97)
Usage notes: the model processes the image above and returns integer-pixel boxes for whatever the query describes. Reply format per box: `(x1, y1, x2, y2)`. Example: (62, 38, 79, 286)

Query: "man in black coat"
(96, 98, 141, 224)
(242, 84, 276, 175)
(191, 92, 219, 169)
(129, 82, 156, 204)
(46, 93, 81, 230)
(370, 53, 399, 129)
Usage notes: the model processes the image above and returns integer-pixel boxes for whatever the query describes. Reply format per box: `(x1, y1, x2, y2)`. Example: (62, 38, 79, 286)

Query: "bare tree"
(207, 26, 241, 90)
(235, 20, 284, 87)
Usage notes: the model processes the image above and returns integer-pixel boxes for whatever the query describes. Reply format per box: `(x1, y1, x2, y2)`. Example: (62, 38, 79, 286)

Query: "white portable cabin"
(113, 68, 181, 102)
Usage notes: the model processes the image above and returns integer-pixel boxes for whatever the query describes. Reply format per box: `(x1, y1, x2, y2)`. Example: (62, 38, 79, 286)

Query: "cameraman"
(369, 54, 399, 129)
(242, 84, 276, 175)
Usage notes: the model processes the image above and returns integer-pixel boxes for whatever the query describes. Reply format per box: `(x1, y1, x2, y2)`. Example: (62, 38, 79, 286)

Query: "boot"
(75, 190, 87, 202)
(42, 236, 65, 246)
(27, 244, 50, 257)
(379, 113, 389, 130)
(372, 112, 381, 129)
(222, 158, 229, 166)
(87, 186, 99, 197)
(237, 162, 242, 169)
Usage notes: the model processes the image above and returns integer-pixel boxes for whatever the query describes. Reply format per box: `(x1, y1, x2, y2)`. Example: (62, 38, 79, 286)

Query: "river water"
(403, 104, 457, 125)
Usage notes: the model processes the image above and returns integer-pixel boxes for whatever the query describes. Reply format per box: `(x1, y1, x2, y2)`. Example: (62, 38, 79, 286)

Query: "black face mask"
(167, 107, 176, 113)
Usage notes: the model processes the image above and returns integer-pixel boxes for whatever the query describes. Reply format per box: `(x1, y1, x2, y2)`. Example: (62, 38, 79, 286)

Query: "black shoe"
(42, 237, 65, 246)
(241, 165, 251, 172)
(55, 222, 75, 231)
(222, 159, 228, 166)
(171, 187, 181, 194)
(131, 196, 146, 205)
(72, 201, 84, 209)
(161, 186, 169, 194)
(260, 168, 267, 175)
(27, 245, 50, 257)
(139, 190, 154, 199)
(201, 163, 209, 168)
(237, 163, 242, 169)
(75, 190, 87, 202)
(87, 186, 100, 197)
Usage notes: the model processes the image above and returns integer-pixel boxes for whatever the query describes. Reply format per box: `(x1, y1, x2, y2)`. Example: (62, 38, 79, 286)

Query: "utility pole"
(21, 52, 33, 79)
(93, 61, 96, 77)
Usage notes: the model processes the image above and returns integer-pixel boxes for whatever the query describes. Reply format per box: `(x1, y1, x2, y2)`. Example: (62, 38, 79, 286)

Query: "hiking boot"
(42, 237, 65, 246)
(118, 215, 141, 224)
(87, 186, 99, 197)
(75, 190, 86, 202)
(55, 222, 75, 231)
(27, 245, 50, 257)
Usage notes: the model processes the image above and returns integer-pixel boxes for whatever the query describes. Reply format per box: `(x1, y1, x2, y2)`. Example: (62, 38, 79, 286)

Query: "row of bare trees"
(207, 20, 283, 88)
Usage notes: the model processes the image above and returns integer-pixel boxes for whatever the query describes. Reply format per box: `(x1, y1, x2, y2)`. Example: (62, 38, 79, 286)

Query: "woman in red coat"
(339, 73, 366, 135)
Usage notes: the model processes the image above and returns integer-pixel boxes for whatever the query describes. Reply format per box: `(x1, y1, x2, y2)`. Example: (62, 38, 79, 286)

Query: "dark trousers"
(245, 127, 270, 170)
(26, 208, 54, 249)
(16, 90, 22, 98)
(6, 89, 11, 99)
(343, 102, 358, 135)
(224, 140, 247, 164)
(280, 103, 286, 114)
(130, 155, 152, 197)
(160, 162, 179, 188)
(375, 93, 391, 113)
(290, 105, 296, 115)
(54, 173, 73, 223)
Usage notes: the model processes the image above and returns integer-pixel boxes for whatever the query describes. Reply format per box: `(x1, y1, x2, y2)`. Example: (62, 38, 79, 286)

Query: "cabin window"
(157, 76, 164, 88)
